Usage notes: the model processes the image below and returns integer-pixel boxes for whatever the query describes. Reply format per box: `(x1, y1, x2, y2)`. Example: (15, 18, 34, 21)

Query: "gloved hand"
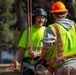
(10, 60, 20, 72)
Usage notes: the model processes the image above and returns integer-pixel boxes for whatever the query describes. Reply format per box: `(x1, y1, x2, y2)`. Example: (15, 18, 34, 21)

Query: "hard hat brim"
(51, 9, 68, 13)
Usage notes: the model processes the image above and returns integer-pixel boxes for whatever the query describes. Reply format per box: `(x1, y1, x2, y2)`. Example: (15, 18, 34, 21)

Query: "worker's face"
(35, 16, 45, 27)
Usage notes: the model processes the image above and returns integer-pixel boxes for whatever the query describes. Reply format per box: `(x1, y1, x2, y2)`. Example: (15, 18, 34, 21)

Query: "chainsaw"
(23, 62, 53, 75)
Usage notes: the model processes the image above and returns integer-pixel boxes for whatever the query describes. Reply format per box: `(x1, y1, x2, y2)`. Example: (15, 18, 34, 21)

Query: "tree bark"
(15, 0, 27, 35)
(0, 49, 2, 64)
(72, 0, 76, 3)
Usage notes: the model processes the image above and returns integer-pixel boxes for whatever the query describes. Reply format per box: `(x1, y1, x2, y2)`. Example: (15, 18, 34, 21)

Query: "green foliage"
(0, 0, 20, 50)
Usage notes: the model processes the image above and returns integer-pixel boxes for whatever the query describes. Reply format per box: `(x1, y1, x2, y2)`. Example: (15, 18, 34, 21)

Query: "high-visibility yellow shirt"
(18, 26, 46, 57)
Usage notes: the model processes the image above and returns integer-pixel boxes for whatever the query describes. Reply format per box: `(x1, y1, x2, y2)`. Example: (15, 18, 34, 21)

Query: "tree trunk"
(15, 0, 28, 35)
(72, 0, 76, 3)
(0, 49, 2, 64)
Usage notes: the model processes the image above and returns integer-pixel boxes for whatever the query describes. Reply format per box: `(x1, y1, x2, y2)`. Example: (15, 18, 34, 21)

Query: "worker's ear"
(44, 18, 47, 24)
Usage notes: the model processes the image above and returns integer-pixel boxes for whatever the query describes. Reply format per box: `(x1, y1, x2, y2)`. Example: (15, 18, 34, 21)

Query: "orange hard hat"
(51, 1, 68, 13)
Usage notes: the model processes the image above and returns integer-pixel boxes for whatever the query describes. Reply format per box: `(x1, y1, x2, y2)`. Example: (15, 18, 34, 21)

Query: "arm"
(39, 26, 56, 60)
(11, 47, 25, 72)
(16, 47, 25, 62)
(11, 30, 27, 71)
(39, 48, 48, 60)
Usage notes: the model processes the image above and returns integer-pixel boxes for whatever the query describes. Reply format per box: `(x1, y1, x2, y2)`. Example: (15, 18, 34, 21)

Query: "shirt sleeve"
(42, 26, 56, 49)
(18, 30, 27, 48)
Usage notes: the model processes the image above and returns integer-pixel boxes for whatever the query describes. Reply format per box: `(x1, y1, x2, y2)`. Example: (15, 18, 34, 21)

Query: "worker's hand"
(29, 51, 37, 58)
(10, 60, 20, 72)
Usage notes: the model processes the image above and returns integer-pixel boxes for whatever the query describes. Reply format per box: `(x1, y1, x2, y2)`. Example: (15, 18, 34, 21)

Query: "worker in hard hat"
(12, 8, 47, 75)
(39, 1, 76, 75)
